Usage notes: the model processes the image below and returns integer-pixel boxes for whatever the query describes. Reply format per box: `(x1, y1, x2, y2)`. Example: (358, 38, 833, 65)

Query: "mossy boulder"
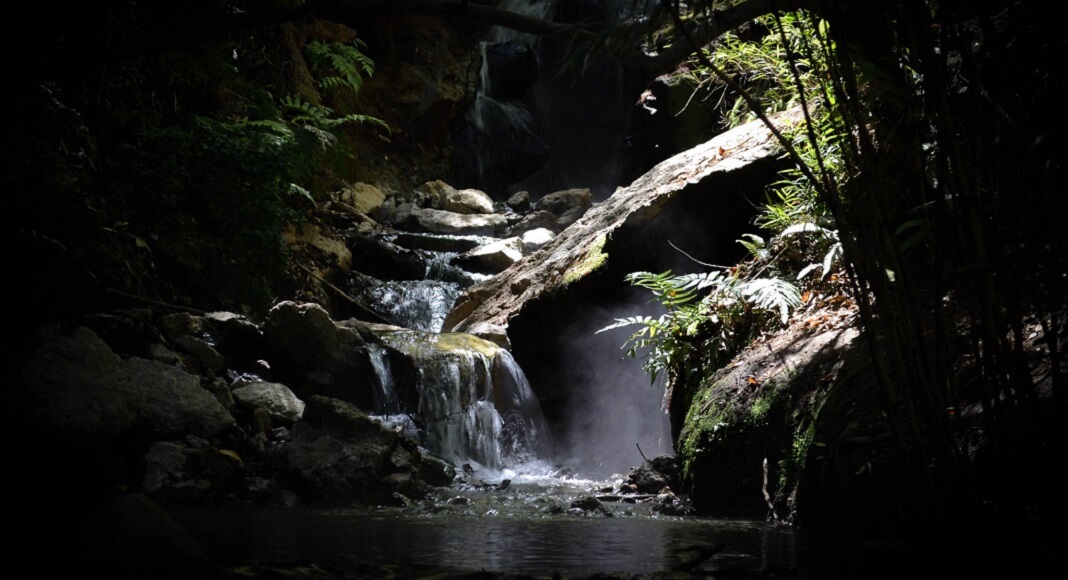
(676, 322, 868, 521)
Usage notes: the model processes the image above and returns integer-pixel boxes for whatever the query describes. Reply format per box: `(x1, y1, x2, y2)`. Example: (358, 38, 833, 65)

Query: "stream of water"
(168, 3, 808, 575)
(164, 234, 806, 577)
(169, 480, 801, 577)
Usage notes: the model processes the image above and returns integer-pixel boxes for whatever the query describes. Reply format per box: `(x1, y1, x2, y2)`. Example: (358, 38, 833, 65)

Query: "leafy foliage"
(681, 11, 826, 129)
(305, 39, 376, 96)
(14, 2, 392, 317)
(98, 116, 310, 308)
(782, 223, 842, 281)
(598, 268, 800, 386)
(279, 95, 389, 141)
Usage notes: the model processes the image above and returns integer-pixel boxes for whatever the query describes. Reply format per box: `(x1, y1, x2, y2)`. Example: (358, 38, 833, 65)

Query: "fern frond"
(673, 271, 726, 292)
(779, 222, 831, 238)
(821, 241, 842, 279)
(333, 113, 391, 133)
(595, 315, 658, 334)
(738, 233, 769, 260)
(305, 39, 375, 96)
(739, 277, 802, 324)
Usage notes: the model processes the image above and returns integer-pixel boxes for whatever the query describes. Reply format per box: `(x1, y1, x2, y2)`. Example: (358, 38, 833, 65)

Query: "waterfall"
(460, 0, 555, 194)
(460, 0, 643, 198)
(372, 330, 554, 474)
(353, 245, 488, 332)
(364, 280, 461, 332)
(366, 343, 397, 413)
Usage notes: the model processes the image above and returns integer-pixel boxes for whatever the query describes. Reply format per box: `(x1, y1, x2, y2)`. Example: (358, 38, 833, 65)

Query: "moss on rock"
(676, 323, 864, 521)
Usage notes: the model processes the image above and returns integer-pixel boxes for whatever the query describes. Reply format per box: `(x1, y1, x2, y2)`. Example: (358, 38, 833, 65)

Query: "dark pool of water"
(167, 504, 799, 577)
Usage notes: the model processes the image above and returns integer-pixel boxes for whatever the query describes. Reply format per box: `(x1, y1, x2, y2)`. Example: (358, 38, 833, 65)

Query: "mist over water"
(555, 298, 673, 478)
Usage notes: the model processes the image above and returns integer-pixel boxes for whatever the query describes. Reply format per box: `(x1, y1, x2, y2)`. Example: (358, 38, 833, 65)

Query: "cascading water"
(350, 229, 554, 475)
(369, 329, 554, 475)
(460, 0, 644, 198)
(457, 0, 555, 194)
(356, 241, 490, 332)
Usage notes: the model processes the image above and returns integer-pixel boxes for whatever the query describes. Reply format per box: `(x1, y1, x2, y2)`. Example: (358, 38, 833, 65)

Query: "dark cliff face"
(352, 13, 485, 192)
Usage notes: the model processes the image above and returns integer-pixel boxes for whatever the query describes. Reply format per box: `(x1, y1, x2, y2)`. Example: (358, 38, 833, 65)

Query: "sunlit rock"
(341, 182, 386, 217)
(403, 207, 508, 236)
(464, 321, 512, 350)
(454, 236, 524, 274)
(444, 188, 495, 215)
(521, 228, 554, 253)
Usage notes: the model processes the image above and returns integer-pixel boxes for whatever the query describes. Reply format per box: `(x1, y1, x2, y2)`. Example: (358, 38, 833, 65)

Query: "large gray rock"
(271, 396, 430, 506)
(262, 301, 372, 403)
(443, 188, 495, 215)
(402, 207, 508, 236)
(264, 301, 364, 373)
(13, 326, 236, 444)
(231, 381, 305, 424)
(12, 326, 141, 446)
(341, 182, 386, 217)
(454, 237, 524, 274)
(535, 187, 592, 216)
(128, 357, 236, 438)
